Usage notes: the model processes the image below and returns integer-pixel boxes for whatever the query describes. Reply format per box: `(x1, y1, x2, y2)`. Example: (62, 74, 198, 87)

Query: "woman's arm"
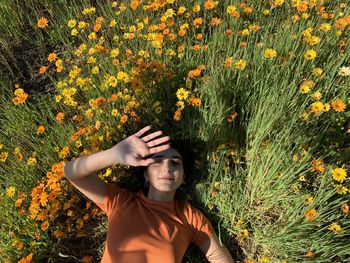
(198, 233, 234, 263)
(63, 125, 170, 205)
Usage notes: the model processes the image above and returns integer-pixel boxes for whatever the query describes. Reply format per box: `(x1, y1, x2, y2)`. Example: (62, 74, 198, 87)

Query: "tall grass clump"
(1, 0, 350, 262)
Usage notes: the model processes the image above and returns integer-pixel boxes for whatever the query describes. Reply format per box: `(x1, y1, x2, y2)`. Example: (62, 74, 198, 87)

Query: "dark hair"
(130, 139, 195, 201)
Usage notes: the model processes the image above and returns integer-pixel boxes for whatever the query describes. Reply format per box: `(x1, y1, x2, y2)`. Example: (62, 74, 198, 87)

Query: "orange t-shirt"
(96, 183, 215, 263)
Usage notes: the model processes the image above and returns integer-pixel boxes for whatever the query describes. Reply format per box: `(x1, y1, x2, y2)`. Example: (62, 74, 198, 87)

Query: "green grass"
(1, 0, 350, 262)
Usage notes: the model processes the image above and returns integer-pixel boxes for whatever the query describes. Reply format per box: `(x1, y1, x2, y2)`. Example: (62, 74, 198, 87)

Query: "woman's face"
(145, 148, 184, 192)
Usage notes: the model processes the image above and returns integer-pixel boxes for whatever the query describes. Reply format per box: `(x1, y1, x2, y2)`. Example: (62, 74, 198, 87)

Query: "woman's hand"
(111, 125, 170, 166)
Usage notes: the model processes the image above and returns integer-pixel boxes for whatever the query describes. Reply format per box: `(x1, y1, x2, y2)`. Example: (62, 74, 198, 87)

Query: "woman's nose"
(162, 161, 171, 171)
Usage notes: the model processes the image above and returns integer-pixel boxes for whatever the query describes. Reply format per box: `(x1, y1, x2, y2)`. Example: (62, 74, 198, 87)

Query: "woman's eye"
(171, 160, 180, 165)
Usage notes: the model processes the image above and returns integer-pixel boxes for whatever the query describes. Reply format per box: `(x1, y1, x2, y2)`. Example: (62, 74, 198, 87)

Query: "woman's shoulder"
(177, 200, 205, 217)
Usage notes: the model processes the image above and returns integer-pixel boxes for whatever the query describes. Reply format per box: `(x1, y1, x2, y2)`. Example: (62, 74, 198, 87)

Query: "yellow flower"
(67, 19, 76, 28)
(193, 4, 201, 12)
(0, 151, 8, 162)
(176, 100, 185, 110)
(91, 66, 99, 74)
(176, 88, 190, 100)
(111, 109, 119, 117)
(299, 175, 306, 182)
(260, 256, 269, 262)
(332, 167, 347, 182)
(78, 21, 88, 29)
(71, 28, 78, 36)
(111, 48, 119, 58)
(323, 103, 330, 112)
(241, 29, 250, 36)
(312, 67, 323, 76)
(263, 9, 270, 15)
(328, 223, 342, 233)
(37, 17, 49, 28)
(235, 59, 247, 70)
(27, 157, 37, 166)
(311, 91, 322, 101)
(319, 23, 331, 32)
(88, 32, 96, 40)
(239, 229, 249, 237)
(264, 48, 277, 59)
(87, 56, 96, 64)
(14, 88, 24, 96)
(110, 19, 117, 27)
(304, 195, 314, 205)
(335, 184, 348, 195)
(299, 84, 310, 94)
(310, 102, 324, 115)
(6, 186, 16, 197)
(304, 49, 317, 60)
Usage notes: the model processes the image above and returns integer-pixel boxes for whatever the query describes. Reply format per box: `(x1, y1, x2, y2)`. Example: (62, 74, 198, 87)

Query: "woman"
(64, 125, 234, 263)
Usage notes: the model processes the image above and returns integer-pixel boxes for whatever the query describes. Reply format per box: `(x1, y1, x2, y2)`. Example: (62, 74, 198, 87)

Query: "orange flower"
(178, 29, 186, 37)
(193, 17, 203, 28)
(18, 252, 34, 263)
(305, 251, 315, 258)
(190, 97, 202, 106)
(211, 17, 221, 26)
(53, 229, 65, 238)
(37, 17, 49, 28)
(39, 66, 47, 74)
(204, 0, 218, 10)
(173, 109, 181, 121)
(341, 203, 349, 214)
(56, 112, 65, 124)
(335, 17, 348, 30)
(331, 99, 346, 112)
(120, 114, 128, 124)
(48, 52, 58, 62)
(41, 220, 49, 231)
(311, 159, 325, 173)
(37, 125, 45, 135)
(130, 0, 140, 10)
(305, 208, 317, 221)
(227, 112, 238, 123)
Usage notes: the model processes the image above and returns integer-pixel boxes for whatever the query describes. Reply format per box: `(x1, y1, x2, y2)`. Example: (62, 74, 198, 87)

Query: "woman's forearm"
(63, 148, 117, 180)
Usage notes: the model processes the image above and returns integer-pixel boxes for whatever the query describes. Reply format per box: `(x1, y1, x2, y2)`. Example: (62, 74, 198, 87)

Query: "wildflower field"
(1, 0, 350, 262)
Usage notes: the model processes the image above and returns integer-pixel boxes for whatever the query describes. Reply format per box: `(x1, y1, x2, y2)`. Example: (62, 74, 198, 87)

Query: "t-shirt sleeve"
(95, 182, 132, 217)
(188, 205, 216, 246)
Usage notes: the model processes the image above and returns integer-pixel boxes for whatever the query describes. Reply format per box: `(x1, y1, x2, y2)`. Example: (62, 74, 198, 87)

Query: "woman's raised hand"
(111, 125, 170, 166)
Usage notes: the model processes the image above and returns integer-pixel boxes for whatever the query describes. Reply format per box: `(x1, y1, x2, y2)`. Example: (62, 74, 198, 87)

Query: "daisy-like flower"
(338, 66, 350, 76)
(331, 99, 346, 112)
(37, 17, 49, 28)
(305, 209, 317, 221)
(264, 48, 277, 59)
(39, 66, 47, 74)
(310, 101, 324, 115)
(304, 49, 317, 60)
(311, 91, 322, 101)
(48, 52, 58, 62)
(235, 59, 247, 70)
(332, 167, 347, 182)
(67, 19, 76, 28)
(6, 186, 16, 197)
(176, 87, 189, 100)
(328, 222, 342, 234)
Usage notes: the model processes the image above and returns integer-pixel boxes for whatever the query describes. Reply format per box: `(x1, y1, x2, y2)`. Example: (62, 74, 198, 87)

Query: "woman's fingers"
(134, 125, 152, 137)
(146, 136, 170, 148)
(148, 144, 171, 155)
(141, 130, 163, 142)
